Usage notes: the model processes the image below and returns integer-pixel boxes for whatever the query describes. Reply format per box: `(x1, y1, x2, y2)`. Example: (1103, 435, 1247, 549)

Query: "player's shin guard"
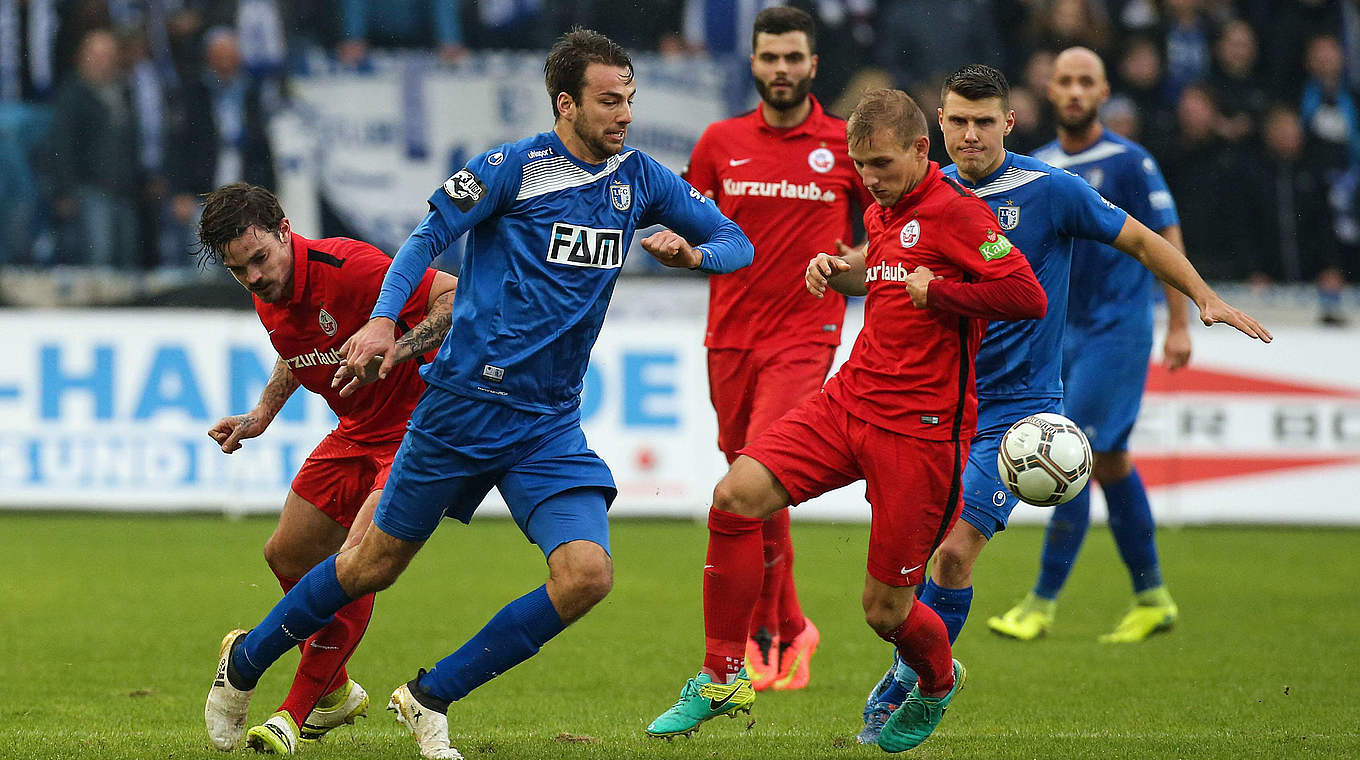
(703, 507, 765, 680)
(1035, 487, 1092, 599)
(917, 579, 972, 644)
(416, 584, 564, 703)
(881, 598, 955, 696)
(1103, 468, 1164, 593)
(235, 555, 355, 688)
(750, 510, 789, 639)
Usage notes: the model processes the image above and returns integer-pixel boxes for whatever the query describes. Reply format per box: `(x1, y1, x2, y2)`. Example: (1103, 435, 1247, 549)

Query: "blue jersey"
(1033, 131, 1179, 337)
(944, 152, 1126, 401)
(372, 130, 752, 414)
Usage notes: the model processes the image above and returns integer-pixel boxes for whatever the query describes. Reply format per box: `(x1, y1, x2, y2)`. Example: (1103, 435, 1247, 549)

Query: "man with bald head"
(989, 46, 1194, 644)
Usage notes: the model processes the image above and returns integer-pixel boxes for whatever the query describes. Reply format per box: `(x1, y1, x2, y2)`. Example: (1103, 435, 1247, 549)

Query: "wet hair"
(193, 182, 284, 266)
(846, 88, 928, 149)
(544, 27, 633, 121)
(940, 63, 1011, 110)
(752, 5, 816, 54)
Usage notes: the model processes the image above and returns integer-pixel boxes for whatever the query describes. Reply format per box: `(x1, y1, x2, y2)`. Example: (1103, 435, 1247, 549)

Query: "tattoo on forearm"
(396, 290, 454, 361)
(260, 358, 300, 415)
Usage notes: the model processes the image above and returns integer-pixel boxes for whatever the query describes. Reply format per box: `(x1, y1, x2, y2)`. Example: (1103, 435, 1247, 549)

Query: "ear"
(277, 217, 291, 242)
(809, 53, 819, 80)
(555, 91, 575, 121)
(1003, 109, 1016, 136)
(914, 133, 930, 159)
(937, 107, 944, 129)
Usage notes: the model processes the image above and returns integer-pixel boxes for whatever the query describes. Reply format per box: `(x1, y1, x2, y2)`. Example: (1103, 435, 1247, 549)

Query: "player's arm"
(1156, 225, 1192, 370)
(333, 271, 458, 397)
(915, 199, 1047, 319)
(1111, 216, 1271, 341)
(208, 357, 300, 453)
(806, 240, 867, 297)
(639, 156, 754, 273)
(345, 153, 515, 375)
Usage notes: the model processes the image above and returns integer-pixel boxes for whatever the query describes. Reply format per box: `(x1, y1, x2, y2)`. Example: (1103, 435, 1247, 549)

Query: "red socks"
(882, 598, 955, 696)
(703, 507, 765, 680)
(747, 510, 808, 643)
(272, 571, 376, 725)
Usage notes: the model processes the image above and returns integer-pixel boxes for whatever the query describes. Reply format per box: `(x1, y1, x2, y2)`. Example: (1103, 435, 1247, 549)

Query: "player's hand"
(641, 229, 701, 269)
(1197, 296, 1273, 343)
(208, 412, 268, 454)
(905, 266, 941, 308)
(331, 354, 386, 398)
(340, 317, 399, 383)
(1162, 325, 1192, 371)
(806, 241, 856, 297)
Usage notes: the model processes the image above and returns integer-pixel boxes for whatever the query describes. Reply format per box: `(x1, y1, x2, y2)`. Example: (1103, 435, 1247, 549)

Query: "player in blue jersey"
(203, 29, 753, 758)
(987, 47, 1195, 644)
(855, 63, 1271, 744)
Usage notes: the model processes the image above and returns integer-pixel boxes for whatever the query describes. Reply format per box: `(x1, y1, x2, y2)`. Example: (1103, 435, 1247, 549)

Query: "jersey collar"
(891, 160, 942, 212)
(954, 150, 1015, 190)
(545, 129, 632, 174)
(751, 94, 825, 139)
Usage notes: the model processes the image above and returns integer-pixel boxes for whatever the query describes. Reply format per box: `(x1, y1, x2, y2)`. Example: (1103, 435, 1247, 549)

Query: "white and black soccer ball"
(996, 413, 1092, 507)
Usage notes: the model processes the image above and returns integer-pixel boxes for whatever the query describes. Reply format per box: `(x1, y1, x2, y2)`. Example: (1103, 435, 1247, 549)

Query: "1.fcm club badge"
(997, 203, 1020, 231)
(610, 183, 632, 211)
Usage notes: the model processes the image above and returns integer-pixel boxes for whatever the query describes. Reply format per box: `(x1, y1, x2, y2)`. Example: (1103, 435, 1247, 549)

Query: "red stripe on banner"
(1135, 454, 1360, 488)
(1146, 365, 1360, 398)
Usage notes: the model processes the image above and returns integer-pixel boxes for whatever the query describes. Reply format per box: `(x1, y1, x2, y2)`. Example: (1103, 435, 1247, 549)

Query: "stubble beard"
(756, 75, 813, 112)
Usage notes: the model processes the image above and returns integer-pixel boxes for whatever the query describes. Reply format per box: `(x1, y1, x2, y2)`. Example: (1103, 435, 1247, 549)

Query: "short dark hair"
(752, 6, 816, 54)
(940, 64, 1011, 110)
(193, 182, 284, 266)
(544, 27, 633, 121)
(847, 88, 928, 149)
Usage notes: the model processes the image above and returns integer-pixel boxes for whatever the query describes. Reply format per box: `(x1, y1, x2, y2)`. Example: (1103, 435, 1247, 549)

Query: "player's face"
(751, 31, 817, 111)
(938, 93, 1013, 182)
(849, 127, 926, 208)
(1048, 55, 1109, 132)
(568, 63, 635, 162)
(222, 221, 293, 303)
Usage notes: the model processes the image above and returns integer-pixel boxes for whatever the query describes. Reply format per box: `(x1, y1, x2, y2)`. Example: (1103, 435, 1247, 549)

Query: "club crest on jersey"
(900, 219, 921, 248)
(978, 229, 1013, 260)
(997, 204, 1020, 230)
(609, 182, 632, 211)
(808, 147, 835, 174)
(547, 223, 625, 269)
(318, 308, 337, 336)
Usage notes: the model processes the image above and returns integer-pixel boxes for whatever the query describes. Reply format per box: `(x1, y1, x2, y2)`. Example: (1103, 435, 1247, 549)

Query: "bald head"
(1049, 46, 1110, 135)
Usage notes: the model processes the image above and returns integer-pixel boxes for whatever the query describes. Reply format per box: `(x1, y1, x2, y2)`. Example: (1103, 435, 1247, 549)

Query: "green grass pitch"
(2, 512, 1357, 759)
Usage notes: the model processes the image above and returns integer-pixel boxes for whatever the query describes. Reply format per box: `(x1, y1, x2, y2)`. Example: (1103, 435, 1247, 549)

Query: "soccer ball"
(996, 413, 1092, 507)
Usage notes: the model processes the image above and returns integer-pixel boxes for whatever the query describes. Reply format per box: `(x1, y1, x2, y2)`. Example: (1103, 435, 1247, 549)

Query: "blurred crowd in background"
(1, 0, 1357, 303)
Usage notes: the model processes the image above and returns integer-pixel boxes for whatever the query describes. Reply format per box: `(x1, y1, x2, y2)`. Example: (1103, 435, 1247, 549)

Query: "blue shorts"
(373, 386, 617, 557)
(1062, 331, 1152, 453)
(960, 396, 1064, 539)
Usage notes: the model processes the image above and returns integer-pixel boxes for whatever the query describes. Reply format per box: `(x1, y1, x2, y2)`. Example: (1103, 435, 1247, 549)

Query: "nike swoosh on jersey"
(728, 158, 752, 166)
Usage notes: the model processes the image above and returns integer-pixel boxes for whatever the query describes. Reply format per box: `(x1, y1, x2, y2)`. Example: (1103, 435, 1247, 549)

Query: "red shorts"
(739, 390, 968, 587)
(708, 342, 836, 462)
(290, 432, 399, 529)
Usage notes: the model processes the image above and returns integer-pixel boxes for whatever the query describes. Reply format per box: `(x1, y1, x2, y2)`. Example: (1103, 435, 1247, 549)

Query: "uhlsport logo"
(318, 308, 337, 336)
(547, 223, 625, 269)
(997, 204, 1020, 231)
(609, 182, 632, 211)
(808, 147, 835, 173)
(900, 219, 920, 248)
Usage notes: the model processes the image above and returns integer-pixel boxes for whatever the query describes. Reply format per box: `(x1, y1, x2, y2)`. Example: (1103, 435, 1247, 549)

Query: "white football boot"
(205, 629, 255, 750)
(388, 683, 464, 760)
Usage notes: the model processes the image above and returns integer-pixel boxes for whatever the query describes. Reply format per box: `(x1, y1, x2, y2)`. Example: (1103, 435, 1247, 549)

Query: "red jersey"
(686, 96, 873, 350)
(825, 162, 1039, 441)
(254, 233, 437, 444)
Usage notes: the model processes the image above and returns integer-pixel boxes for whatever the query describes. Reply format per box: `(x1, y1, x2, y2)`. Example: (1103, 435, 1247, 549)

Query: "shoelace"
(667, 679, 702, 711)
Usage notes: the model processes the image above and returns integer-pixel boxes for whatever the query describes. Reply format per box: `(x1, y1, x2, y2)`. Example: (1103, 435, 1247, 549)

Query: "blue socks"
(231, 554, 354, 689)
(1034, 468, 1163, 599)
(1104, 469, 1163, 593)
(1035, 485, 1093, 599)
(889, 579, 972, 695)
(417, 584, 565, 704)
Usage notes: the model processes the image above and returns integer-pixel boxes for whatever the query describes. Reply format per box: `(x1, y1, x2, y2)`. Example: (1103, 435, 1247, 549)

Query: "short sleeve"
(684, 126, 720, 199)
(1051, 169, 1127, 245)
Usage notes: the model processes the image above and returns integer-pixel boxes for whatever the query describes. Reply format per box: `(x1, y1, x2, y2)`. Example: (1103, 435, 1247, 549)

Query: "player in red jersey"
(196, 183, 457, 754)
(647, 89, 1047, 751)
(684, 6, 873, 692)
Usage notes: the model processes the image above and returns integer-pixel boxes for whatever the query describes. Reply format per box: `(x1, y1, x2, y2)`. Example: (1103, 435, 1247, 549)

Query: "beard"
(573, 115, 623, 160)
(1058, 105, 1099, 132)
(755, 74, 814, 111)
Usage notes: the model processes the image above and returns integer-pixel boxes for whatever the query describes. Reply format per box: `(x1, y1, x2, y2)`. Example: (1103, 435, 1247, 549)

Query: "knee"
(565, 559, 614, 609)
(932, 540, 976, 588)
(340, 548, 405, 595)
(712, 476, 766, 518)
(862, 597, 909, 638)
(262, 534, 308, 580)
(1091, 452, 1132, 485)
